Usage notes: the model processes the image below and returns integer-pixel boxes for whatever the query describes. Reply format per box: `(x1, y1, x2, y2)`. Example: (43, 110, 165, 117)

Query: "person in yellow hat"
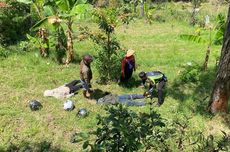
(121, 49, 136, 82)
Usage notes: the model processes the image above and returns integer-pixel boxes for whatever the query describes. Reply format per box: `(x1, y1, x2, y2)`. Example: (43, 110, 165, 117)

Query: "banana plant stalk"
(203, 27, 212, 71)
(66, 18, 74, 64)
(38, 28, 49, 57)
(140, 0, 144, 17)
(17, 0, 50, 57)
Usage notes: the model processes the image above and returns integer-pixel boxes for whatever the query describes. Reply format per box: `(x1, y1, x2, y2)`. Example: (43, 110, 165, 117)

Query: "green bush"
(80, 8, 126, 83)
(0, 0, 37, 46)
(76, 105, 230, 151)
(77, 104, 166, 151)
(0, 46, 10, 58)
(180, 62, 202, 83)
(214, 13, 226, 45)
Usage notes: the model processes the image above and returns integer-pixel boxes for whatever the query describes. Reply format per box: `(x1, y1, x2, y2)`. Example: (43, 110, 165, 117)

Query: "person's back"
(80, 59, 92, 83)
(121, 49, 136, 82)
(139, 71, 167, 106)
(146, 71, 165, 84)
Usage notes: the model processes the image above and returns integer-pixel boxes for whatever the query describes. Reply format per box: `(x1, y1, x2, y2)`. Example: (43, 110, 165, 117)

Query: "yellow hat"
(126, 49, 135, 57)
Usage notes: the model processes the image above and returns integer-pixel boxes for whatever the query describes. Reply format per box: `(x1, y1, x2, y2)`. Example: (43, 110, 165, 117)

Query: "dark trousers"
(150, 81, 166, 105)
(65, 80, 83, 93)
(121, 69, 133, 82)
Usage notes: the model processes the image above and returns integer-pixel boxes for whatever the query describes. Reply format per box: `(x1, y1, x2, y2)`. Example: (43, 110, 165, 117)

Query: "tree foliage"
(0, 0, 36, 46)
(80, 8, 125, 83)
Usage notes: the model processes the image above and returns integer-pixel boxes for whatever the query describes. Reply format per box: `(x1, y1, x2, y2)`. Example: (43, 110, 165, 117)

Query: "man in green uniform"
(139, 71, 167, 106)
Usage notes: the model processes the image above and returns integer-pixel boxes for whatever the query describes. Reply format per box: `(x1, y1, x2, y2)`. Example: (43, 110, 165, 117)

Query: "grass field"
(0, 3, 230, 151)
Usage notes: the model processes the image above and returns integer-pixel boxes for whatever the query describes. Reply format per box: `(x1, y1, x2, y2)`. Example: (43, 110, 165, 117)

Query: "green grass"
(1, 3, 230, 151)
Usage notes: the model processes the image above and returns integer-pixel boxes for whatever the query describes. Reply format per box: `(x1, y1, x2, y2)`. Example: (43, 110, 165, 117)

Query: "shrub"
(75, 105, 230, 151)
(0, 46, 10, 58)
(77, 104, 166, 151)
(80, 8, 126, 83)
(180, 62, 202, 83)
(0, 0, 37, 46)
(214, 13, 226, 45)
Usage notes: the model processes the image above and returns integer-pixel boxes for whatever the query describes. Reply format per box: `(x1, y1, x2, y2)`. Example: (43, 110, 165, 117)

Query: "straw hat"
(126, 49, 135, 57)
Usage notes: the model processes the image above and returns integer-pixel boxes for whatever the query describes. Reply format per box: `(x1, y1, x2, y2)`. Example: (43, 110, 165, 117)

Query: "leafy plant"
(0, 0, 34, 46)
(214, 13, 226, 45)
(77, 104, 166, 151)
(180, 25, 214, 71)
(179, 62, 202, 83)
(195, 131, 230, 151)
(19, 0, 92, 63)
(80, 8, 125, 83)
(0, 46, 11, 59)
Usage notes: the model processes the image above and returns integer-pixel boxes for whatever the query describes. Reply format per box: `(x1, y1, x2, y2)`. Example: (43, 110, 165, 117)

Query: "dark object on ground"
(64, 100, 75, 111)
(77, 108, 89, 118)
(29, 100, 42, 111)
(70, 132, 77, 143)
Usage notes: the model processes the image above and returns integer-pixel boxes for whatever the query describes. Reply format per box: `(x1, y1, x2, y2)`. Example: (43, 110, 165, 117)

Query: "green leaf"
(43, 6, 55, 17)
(70, 4, 92, 16)
(83, 141, 89, 149)
(78, 132, 89, 139)
(75, 0, 87, 5)
(30, 17, 49, 31)
(55, 0, 70, 11)
(16, 0, 32, 4)
(180, 34, 206, 43)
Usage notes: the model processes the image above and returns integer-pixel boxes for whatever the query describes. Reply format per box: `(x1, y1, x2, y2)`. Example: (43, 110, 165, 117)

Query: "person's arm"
(133, 56, 136, 71)
(144, 81, 156, 98)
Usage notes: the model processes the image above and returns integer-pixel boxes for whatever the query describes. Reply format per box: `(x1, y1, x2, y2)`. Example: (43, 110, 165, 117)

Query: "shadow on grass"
(167, 65, 216, 117)
(5, 141, 61, 152)
(119, 77, 142, 88)
(91, 89, 111, 100)
(223, 113, 230, 129)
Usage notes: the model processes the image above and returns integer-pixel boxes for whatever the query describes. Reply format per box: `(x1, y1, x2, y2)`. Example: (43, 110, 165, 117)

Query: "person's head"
(83, 55, 93, 64)
(126, 49, 135, 57)
(139, 71, 147, 80)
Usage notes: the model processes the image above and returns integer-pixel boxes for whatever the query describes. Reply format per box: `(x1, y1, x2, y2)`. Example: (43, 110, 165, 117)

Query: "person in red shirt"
(121, 49, 136, 82)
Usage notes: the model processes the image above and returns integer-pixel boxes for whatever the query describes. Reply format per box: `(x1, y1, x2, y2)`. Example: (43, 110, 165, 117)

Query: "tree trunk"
(65, 18, 74, 64)
(133, 0, 137, 14)
(38, 28, 49, 57)
(140, 0, 144, 17)
(209, 5, 230, 113)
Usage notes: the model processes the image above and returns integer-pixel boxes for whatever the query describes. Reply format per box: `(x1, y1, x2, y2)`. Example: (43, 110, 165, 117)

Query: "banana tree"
(30, 0, 91, 63)
(17, 0, 50, 57)
(180, 16, 225, 71)
(51, 0, 92, 64)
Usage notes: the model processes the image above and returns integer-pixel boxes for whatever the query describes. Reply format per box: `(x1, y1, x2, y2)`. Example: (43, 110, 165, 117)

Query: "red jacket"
(121, 55, 136, 78)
